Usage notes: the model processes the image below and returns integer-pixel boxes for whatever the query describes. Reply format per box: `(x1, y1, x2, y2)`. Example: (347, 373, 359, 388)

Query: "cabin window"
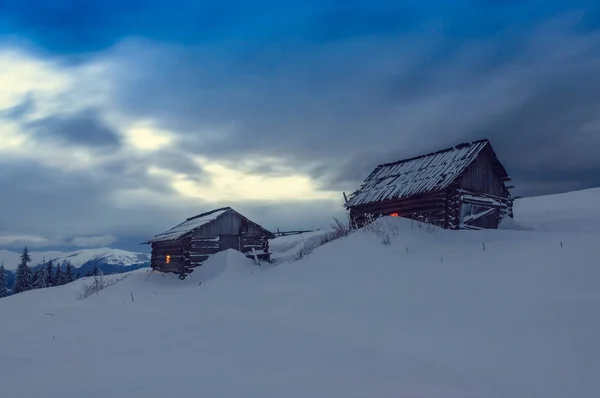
(165, 255, 171, 264)
(460, 203, 492, 222)
(389, 212, 399, 217)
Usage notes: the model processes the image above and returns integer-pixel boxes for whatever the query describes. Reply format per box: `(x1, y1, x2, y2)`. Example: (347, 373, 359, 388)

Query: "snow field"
(1, 188, 600, 397)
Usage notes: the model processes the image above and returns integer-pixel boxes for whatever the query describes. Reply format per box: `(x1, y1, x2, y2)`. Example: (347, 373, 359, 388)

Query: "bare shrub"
(363, 216, 402, 245)
(75, 271, 129, 300)
(293, 216, 352, 261)
(330, 216, 352, 239)
(412, 214, 438, 233)
(381, 234, 391, 245)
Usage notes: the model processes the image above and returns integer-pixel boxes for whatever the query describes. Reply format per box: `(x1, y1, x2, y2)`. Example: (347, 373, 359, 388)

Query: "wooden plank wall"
(194, 211, 267, 237)
(240, 235, 271, 260)
(151, 240, 185, 273)
(349, 191, 448, 228)
(151, 233, 272, 277)
(459, 149, 510, 198)
(348, 187, 513, 231)
(151, 236, 221, 276)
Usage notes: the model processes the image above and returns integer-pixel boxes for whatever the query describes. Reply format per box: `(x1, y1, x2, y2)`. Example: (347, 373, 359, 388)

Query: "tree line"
(0, 247, 81, 298)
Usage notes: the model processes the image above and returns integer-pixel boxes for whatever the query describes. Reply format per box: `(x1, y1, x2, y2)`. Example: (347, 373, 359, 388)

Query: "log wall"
(349, 191, 448, 228)
(151, 233, 272, 278)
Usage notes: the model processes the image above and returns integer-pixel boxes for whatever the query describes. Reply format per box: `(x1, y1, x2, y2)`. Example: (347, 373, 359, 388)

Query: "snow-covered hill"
(269, 229, 332, 262)
(0, 247, 150, 270)
(1, 187, 599, 397)
(506, 187, 600, 233)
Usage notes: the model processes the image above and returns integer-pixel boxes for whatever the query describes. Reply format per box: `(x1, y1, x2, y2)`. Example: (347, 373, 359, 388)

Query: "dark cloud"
(0, 94, 36, 120)
(24, 109, 121, 147)
(0, 157, 195, 251)
(3, 1, 596, 55)
(2, 2, 600, 252)
(309, 3, 419, 41)
(153, 149, 206, 182)
(0, 1, 356, 54)
(0, 158, 338, 251)
(106, 12, 600, 199)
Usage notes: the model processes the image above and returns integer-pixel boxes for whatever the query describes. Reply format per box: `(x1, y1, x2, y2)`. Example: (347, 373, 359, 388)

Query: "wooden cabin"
(344, 139, 514, 230)
(143, 207, 274, 279)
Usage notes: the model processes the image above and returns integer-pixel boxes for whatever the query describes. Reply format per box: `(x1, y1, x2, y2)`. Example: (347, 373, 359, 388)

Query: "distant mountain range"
(0, 248, 150, 289)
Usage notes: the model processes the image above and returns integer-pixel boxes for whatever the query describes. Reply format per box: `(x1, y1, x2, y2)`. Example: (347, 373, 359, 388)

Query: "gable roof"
(144, 207, 232, 244)
(144, 207, 274, 244)
(345, 139, 510, 208)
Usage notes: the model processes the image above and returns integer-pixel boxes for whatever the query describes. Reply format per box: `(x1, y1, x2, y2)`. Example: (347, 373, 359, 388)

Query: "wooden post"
(251, 248, 260, 266)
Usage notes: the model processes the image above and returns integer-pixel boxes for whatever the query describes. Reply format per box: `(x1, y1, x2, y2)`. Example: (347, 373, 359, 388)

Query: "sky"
(1, 0, 600, 253)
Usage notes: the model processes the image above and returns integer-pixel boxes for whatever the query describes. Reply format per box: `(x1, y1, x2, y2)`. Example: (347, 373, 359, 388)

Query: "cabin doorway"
(219, 235, 241, 252)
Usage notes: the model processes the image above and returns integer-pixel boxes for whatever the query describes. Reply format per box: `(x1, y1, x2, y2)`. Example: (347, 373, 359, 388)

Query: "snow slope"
(269, 229, 332, 262)
(0, 247, 150, 270)
(1, 206, 599, 398)
(505, 187, 600, 233)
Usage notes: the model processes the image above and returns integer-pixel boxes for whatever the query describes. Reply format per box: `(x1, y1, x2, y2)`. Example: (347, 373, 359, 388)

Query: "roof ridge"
(378, 139, 489, 168)
(185, 206, 232, 221)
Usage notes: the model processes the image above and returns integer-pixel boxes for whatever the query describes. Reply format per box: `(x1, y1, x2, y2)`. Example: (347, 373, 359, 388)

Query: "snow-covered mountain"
(0, 247, 150, 270)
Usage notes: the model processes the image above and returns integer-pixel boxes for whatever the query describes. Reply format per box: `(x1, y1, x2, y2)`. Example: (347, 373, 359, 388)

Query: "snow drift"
(504, 187, 600, 233)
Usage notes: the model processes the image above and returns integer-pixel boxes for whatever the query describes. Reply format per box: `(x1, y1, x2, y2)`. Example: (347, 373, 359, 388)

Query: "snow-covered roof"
(144, 207, 232, 243)
(345, 140, 507, 208)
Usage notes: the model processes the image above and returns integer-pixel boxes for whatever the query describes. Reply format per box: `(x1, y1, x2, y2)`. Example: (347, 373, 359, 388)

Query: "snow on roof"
(145, 207, 232, 244)
(345, 140, 490, 208)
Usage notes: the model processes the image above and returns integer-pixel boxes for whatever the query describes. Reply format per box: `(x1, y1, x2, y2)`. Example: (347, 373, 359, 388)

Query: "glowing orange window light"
(390, 213, 399, 217)
(165, 255, 171, 264)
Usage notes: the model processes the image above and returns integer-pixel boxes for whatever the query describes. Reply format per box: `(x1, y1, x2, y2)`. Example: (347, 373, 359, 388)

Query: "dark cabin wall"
(150, 240, 185, 273)
(151, 235, 220, 275)
(349, 191, 448, 228)
(193, 211, 265, 237)
(459, 150, 509, 198)
(192, 211, 271, 261)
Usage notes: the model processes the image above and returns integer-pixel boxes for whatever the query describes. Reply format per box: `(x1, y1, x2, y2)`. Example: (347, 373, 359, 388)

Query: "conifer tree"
(12, 247, 33, 294)
(65, 262, 75, 283)
(46, 260, 55, 287)
(0, 263, 9, 298)
(33, 263, 50, 289)
(54, 263, 65, 286)
(32, 269, 42, 289)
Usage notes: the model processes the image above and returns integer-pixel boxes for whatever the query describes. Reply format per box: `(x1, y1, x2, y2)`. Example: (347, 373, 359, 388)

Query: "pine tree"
(54, 263, 65, 286)
(32, 269, 42, 289)
(65, 262, 75, 283)
(0, 263, 9, 298)
(46, 260, 55, 287)
(12, 247, 33, 294)
(33, 263, 50, 289)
